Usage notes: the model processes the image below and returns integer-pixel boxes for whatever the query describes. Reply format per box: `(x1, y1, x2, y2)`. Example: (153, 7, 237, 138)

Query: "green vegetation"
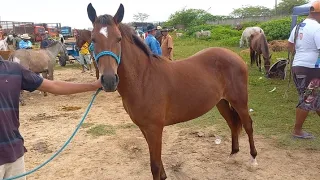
(86, 124, 116, 137)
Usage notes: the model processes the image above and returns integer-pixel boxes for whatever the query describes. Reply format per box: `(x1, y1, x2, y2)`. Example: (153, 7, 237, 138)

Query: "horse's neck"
(260, 36, 269, 56)
(117, 40, 150, 95)
(46, 44, 61, 58)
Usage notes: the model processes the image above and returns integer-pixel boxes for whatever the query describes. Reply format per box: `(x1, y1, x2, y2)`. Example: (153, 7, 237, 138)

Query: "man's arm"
(314, 29, 320, 50)
(150, 40, 159, 54)
(20, 64, 101, 95)
(287, 26, 296, 54)
(37, 79, 101, 95)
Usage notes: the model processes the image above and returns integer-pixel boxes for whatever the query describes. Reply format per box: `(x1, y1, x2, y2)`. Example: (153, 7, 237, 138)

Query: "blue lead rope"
(4, 88, 102, 180)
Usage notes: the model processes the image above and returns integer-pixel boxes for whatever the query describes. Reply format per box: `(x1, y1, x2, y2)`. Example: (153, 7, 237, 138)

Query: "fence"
(206, 15, 287, 26)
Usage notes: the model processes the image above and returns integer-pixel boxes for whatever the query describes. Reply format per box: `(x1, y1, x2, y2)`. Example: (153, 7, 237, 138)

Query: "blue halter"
(89, 43, 121, 65)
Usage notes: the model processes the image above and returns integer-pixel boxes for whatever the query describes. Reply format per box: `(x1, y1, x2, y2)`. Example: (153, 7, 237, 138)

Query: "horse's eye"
(92, 38, 96, 43)
(117, 37, 122, 42)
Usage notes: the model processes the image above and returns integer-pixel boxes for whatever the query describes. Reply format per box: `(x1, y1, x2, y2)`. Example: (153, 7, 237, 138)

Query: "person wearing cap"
(161, 28, 174, 61)
(288, 0, 320, 139)
(144, 24, 162, 55)
(18, 34, 32, 49)
(0, 58, 102, 179)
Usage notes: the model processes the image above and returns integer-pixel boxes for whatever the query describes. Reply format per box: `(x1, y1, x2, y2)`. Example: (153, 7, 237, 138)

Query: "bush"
(259, 16, 306, 41)
(210, 26, 242, 40)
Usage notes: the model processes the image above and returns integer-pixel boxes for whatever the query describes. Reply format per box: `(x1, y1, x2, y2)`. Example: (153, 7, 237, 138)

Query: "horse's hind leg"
(216, 99, 240, 156)
(229, 98, 257, 166)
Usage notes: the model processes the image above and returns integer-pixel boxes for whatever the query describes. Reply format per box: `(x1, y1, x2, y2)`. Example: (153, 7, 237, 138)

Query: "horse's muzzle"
(101, 74, 119, 92)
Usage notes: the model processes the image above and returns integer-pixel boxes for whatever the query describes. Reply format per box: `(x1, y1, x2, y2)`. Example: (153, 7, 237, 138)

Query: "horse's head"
(87, 3, 123, 92)
(75, 30, 91, 50)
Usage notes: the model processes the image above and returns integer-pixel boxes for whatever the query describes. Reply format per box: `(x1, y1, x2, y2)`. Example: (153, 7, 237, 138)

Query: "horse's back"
(182, 47, 247, 73)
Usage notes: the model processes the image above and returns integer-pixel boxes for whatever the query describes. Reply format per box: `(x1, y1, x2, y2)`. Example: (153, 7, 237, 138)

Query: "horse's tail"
(230, 105, 243, 135)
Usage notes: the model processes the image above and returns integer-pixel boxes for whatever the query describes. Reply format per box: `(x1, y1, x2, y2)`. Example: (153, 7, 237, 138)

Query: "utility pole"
(275, 0, 277, 15)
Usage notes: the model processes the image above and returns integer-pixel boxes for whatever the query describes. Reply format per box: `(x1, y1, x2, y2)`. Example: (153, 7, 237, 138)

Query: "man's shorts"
(79, 54, 91, 65)
(0, 155, 25, 180)
(292, 66, 320, 111)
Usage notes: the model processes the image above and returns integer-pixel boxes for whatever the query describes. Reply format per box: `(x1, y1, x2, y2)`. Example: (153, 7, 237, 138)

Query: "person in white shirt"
(288, 0, 320, 139)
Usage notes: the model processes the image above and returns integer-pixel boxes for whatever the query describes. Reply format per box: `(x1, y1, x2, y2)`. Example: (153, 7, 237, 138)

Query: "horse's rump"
(10, 49, 51, 73)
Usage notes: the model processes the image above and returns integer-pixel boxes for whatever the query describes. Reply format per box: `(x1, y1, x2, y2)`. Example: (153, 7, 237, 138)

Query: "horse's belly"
(166, 90, 222, 126)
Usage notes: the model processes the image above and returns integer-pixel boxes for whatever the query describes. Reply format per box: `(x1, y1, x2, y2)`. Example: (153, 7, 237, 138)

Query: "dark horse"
(87, 3, 257, 179)
(75, 29, 99, 79)
(249, 32, 271, 73)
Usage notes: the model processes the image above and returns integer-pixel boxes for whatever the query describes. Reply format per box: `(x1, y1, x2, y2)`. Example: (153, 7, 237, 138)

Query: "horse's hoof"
(250, 157, 258, 166)
(226, 154, 238, 164)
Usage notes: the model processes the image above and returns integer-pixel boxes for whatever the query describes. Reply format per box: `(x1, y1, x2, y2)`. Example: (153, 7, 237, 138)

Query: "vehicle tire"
(58, 56, 67, 66)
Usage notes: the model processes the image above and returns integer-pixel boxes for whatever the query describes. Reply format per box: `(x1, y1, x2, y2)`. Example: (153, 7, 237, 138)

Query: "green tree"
(277, 0, 309, 15)
(165, 8, 219, 28)
(230, 5, 272, 18)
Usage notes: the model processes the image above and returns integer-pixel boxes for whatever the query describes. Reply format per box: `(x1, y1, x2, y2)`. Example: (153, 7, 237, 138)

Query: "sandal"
(292, 131, 315, 139)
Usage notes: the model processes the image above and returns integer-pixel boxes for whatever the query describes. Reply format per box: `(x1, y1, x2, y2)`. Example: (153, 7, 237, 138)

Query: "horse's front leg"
(250, 49, 255, 66)
(41, 72, 48, 96)
(19, 90, 25, 106)
(258, 55, 262, 72)
(141, 125, 166, 180)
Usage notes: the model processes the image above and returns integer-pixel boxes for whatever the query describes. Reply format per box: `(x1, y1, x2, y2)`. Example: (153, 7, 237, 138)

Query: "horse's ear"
(113, 3, 124, 24)
(87, 3, 97, 24)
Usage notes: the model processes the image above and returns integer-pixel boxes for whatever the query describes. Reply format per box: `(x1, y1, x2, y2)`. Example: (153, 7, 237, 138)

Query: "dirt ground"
(19, 68, 320, 180)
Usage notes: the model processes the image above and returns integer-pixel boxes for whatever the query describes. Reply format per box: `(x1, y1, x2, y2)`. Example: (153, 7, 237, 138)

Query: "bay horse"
(240, 27, 264, 48)
(249, 32, 271, 73)
(75, 29, 99, 79)
(8, 40, 67, 105)
(87, 3, 257, 179)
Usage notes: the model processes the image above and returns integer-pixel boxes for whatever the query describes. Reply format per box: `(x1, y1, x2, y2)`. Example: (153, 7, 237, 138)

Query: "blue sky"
(1, 0, 283, 29)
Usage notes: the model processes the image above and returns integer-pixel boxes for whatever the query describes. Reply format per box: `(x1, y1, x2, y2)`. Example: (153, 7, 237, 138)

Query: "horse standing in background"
(240, 27, 264, 48)
(249, 32, 271, 73)
(75, 29, 99, 79)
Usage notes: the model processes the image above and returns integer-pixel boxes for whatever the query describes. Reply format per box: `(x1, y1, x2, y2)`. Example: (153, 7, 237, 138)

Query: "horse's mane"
(47, 40, 60, 47)
(96, 14, 162, 60)
(259, 33, 270, 55)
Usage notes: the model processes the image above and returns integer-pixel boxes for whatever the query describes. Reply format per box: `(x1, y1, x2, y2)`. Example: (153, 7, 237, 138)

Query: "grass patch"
(81, 122, 95, 128)
(172, 36, 320, 150)
(86, 124, 115, 137)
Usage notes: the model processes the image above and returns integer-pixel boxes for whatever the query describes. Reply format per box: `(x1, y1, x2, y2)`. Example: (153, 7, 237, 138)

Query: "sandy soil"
(19, 68, 320, 180)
